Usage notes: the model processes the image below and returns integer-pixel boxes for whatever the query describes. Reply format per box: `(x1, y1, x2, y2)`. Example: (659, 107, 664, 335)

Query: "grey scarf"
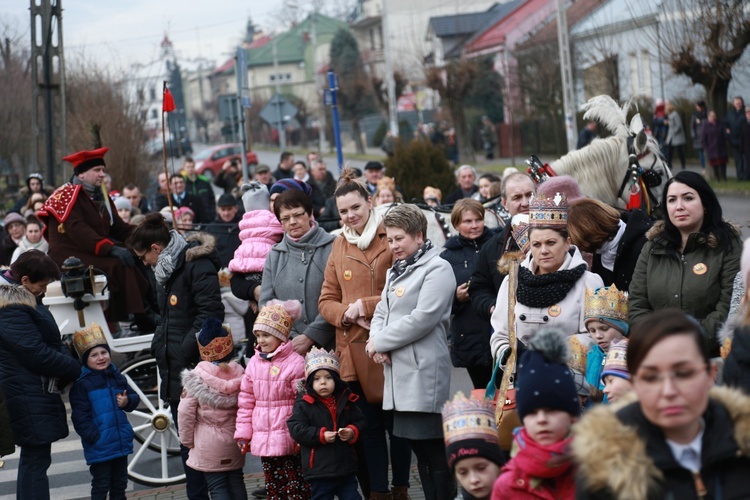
(154, 230, 188, 286)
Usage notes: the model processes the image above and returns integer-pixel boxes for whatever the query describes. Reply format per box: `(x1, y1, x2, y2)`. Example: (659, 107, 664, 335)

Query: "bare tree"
(370, 70, 407, 114)
(0, 22, 33, 172)
(425, 58, 479, 164)
(650, 0, 749, 116)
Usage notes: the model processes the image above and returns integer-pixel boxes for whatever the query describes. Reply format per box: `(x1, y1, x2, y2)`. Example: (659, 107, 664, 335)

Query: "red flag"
(626, 181, 642, 211)
(163, 86, 175, 113)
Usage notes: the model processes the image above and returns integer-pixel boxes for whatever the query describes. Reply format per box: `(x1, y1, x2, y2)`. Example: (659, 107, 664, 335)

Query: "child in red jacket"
(492, 328, 579, 500)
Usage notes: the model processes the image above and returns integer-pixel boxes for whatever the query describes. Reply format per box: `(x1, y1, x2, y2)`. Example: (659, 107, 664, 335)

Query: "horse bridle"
(619, 134, 661, 212)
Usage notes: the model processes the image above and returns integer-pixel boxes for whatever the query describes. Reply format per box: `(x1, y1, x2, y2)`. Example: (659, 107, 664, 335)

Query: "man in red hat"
(38, 147, 152, 329)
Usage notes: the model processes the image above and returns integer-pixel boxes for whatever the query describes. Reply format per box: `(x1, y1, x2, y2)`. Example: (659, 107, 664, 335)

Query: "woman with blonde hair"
(318, 169, 411, 499)
(567, 198, 652, 292)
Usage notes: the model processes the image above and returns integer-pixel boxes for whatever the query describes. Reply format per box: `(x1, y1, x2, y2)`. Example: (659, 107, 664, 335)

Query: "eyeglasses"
(279, 211, 308, 225)
(633, 364, 708, 392)
(136, 248, 153, 262)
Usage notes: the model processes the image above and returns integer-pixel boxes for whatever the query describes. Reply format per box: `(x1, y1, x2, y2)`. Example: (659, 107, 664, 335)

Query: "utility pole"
(30, 0, 66, 184)
(382, 0, 398, 136)
(310, 12, 328, 152)
(556, 0, 577, 152)
(272, 36, 287, 150)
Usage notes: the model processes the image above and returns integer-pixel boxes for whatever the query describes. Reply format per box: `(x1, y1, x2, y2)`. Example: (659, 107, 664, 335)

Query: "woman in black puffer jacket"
(0, 252, 81, 499)
(128, 213, 224, 498)
(440, 199, 495, 389)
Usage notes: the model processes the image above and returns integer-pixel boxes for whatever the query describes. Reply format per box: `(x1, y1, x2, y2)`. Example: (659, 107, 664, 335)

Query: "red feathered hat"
(63, 147, 109, 175)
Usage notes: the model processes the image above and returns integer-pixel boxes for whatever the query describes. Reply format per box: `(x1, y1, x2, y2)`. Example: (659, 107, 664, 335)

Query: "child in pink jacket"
(178, 318, 246, 499)
(228, 182, 284, 310)
(234, 299, 309, 499)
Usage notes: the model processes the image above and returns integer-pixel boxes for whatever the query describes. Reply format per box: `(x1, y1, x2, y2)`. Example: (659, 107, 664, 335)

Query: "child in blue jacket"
(69, 325, 139, 500)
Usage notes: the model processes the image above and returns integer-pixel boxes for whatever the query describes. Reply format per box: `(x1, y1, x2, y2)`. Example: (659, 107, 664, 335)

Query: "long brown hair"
(567, 198, 621, 253)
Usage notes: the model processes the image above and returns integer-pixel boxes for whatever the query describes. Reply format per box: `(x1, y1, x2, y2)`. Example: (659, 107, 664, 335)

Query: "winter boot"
(368, 492, 392, 500)
(391, 485, 410, 499)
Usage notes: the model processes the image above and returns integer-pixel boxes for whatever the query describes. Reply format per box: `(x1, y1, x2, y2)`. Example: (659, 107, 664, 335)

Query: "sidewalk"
(126, 467, 427, 499)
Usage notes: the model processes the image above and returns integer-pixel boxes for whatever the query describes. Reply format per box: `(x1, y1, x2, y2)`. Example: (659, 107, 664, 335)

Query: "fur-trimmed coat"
(573, 386, 750, 499)
(151, 232, 224, 403)
(178, 362, 245, 472)
(628, 221, 742, 346)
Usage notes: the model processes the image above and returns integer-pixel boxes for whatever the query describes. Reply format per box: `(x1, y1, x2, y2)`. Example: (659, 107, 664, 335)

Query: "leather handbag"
(471, 359, 520, 451)
(349, 341, 384, 404)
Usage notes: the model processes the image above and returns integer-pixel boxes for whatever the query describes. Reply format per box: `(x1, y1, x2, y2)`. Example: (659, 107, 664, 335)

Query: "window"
(149, 87, 156, 101)
(150, 109, 158, 119)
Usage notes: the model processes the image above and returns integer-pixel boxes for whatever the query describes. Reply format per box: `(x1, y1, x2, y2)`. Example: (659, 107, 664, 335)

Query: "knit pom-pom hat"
(253, 299, 302, 342)
(241, 181, 270, 212)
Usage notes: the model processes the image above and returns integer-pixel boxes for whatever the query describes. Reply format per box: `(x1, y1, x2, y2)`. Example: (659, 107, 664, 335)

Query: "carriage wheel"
(121, 356, 186, 486)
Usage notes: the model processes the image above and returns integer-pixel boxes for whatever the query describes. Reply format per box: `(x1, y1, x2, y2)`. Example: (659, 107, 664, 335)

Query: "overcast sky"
(1, 0, 309, 70)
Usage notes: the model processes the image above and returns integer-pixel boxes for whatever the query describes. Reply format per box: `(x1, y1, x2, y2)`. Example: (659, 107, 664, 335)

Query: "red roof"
(248, 35, 271, 50)
(464, 0, 555, 54)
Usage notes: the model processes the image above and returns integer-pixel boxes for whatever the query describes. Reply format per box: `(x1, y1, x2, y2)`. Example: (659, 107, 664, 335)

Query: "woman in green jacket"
(629, 171, 741, 352)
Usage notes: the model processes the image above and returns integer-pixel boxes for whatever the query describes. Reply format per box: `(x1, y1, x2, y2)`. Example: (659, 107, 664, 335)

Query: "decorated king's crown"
(73, 323, 107, 358)
(304, 347, 341, 378)
(584, 285, 629, 323)
(528, 192, 568, 229)
(441, 392, 498, 447)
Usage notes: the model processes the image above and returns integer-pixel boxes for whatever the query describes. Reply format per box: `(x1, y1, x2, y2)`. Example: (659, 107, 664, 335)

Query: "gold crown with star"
(73, 323, 108, 358)
(441, 392, 498, 447)
(304, 347, 340, 378)
(528, 192, 568, 230)
(584, 285, 629, 323)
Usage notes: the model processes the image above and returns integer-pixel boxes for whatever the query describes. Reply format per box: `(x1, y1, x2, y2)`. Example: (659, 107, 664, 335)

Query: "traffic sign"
(259, 94, 299, 126)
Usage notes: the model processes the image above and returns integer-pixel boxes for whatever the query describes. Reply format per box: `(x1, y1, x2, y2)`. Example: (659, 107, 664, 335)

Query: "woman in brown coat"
(318, 169, 411, 500)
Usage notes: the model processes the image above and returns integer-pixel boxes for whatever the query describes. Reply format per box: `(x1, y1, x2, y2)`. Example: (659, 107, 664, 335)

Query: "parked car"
(145, 137, 193, 158)
(192, 144, 258, 180)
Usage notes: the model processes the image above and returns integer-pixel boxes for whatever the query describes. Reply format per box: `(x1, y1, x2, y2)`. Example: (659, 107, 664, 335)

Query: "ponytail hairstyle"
(127, 212, 171, 253)
(334, 167, 371, 200)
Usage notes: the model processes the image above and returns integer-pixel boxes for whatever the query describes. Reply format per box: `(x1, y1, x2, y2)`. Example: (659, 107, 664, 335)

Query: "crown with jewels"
(73, 323, 108, 358)
(304, 347, 340, 378)
(511, 213, 530, 254)
(441, 392, 498, 447)
(528, 192, 568, 229)
(584, 285, 629, 323)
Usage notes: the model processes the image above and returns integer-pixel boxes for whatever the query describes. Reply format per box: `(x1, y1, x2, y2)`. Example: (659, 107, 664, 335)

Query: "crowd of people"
(0, 142, 749, 500)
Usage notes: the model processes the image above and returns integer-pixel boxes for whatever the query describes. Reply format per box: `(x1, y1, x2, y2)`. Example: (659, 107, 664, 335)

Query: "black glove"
(110, 246, 135, 267)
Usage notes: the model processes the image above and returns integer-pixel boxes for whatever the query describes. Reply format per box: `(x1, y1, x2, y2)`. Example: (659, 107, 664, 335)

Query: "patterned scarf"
(516, 263, 586, 308)
(390, 240, 433, 281)
(154, 230, 188, 286)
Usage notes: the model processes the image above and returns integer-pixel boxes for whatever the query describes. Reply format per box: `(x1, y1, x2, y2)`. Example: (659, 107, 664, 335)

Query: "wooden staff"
(496, 258, 519, 426)
(161, 81, 178, 231)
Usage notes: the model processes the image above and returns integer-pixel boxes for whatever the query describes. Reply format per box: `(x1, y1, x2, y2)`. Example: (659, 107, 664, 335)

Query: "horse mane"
(550, 136, 624, 206)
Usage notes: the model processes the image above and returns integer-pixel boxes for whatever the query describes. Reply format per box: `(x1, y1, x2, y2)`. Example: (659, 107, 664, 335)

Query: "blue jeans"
(204, 469, 248, 500)
(349, 381, 411, 494)
(17, 443, 52, 500)
(310, 474, 361, 500)
(170, 404, 209, 499)
(90, 456, 128, 500)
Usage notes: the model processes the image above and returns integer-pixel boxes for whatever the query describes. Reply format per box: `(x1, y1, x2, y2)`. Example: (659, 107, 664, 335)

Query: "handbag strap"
(496, 259, 519, 424)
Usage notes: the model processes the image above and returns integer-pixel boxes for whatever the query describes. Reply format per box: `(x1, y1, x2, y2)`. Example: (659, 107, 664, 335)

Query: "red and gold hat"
(73, 323, 108, 359)
(196, 318, 234, 362)
(63, 147, 109, 175)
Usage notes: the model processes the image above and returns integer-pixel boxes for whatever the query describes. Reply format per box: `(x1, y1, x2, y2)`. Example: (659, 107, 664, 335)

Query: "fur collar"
(180, 362, 243, 409)
(573, 386, 750, 498)
(0, 284, 38, 309)
(646, 220, 741, 248)
(184, 232, 217, 262)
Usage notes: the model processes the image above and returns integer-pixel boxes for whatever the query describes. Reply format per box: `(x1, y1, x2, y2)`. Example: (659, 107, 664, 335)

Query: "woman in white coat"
(366, 204, 457, 500)
(490, 193, 603, 364)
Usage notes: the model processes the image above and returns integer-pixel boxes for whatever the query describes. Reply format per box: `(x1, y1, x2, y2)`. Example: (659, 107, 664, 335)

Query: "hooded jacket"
(178, 361, 245, 472)
(287, 374, 365, 481)
(234, 341, 305, 457)
(318, 223, 392, 382)
(259, 222, 336, 349)
(490, 246, 603, 360)
(151, 232, 224, 403)
(628, 220, 741, 345)
(0, 285, 81, 446)
(69, 364, 139, 465)
(573, 386, 750, 499)
(228, 210, 284, 274)
(440, 229, 494, 368)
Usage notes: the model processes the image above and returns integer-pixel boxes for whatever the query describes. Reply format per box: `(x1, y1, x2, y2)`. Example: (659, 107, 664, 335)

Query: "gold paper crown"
(567, 335, 588, 373)
(197, 324, 234, 362)
(304, 347, 340, 378)
(584, 285, 629, 323)
(441, 392, 498, 447)
(601, 339, 629, 380)
(528, 192, 568, 229)
(254, 304, 295, 341)
(73, 323, 107, 358)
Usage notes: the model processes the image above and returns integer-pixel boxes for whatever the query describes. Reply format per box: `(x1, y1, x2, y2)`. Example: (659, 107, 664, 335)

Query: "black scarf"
(390, 240, 433, 281)
(516, 262, 587, 308)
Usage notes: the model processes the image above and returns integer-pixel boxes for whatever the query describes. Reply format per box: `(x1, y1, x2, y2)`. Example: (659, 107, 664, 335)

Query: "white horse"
(548, 95, 672, 213)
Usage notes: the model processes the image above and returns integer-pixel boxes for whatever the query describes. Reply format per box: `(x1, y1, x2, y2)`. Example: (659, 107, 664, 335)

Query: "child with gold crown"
(69, 323, 140, 500)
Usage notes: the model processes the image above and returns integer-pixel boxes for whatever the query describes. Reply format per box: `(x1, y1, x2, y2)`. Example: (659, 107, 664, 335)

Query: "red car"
(193, 144, 258, 180)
